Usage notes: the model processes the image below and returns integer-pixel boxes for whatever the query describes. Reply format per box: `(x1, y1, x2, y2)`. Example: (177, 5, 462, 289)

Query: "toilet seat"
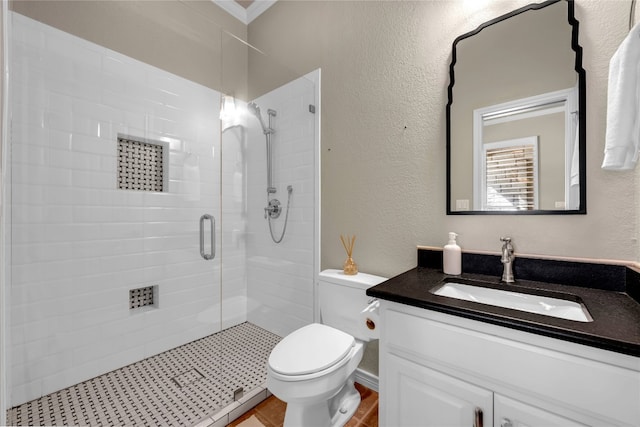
(269, 323, 355, 376)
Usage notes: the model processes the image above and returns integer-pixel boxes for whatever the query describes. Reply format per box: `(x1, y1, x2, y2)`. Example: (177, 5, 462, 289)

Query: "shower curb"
(191, 384, 270, 427)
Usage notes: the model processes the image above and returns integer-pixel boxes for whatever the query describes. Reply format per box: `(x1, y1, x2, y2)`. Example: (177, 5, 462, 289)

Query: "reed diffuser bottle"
(340, 234, 358, 275)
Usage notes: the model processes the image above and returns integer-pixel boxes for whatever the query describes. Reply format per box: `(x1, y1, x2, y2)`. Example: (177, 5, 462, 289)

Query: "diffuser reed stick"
(340, 234, 358, 275)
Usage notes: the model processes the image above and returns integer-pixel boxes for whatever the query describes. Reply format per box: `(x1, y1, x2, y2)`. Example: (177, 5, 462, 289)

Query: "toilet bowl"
(266, 269, 388, 427)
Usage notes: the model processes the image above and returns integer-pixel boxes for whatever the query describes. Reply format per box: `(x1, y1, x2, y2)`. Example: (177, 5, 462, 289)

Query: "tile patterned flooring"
(228, 383, 379, 427)
(7, 322, 281, 426)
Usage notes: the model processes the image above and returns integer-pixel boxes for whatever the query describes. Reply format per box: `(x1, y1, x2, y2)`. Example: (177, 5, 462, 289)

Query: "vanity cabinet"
(386, 354, 493, 426)
(379, 301, 640, 427)
(385, 354, 587, 427)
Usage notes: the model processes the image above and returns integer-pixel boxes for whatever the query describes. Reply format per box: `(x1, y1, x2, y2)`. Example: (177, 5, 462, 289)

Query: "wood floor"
(228, 383, 379, 427)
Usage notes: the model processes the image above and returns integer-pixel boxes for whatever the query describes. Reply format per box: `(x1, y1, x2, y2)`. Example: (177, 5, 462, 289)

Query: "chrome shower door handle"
(199, 214, 215, 260)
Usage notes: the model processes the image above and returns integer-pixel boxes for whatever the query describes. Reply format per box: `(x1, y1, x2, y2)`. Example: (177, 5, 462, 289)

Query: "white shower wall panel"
(246, 75, 317, 338)
(8, 13, 241, 406)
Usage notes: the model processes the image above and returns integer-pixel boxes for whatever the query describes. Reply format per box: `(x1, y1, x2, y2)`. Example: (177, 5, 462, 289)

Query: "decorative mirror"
(446, 0, 586, 215)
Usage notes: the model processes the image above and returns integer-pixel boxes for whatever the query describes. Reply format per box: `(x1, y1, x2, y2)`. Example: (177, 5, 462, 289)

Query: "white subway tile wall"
(245, 77, 317, 337)
(9, 13, 229, 405)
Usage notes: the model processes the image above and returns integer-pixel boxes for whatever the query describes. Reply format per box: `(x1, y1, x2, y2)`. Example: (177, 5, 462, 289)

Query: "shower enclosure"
(0, 3, 319, 425)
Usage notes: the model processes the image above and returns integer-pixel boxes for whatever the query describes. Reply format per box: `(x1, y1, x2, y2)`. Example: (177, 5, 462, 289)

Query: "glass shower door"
(217, 28, 320, 414)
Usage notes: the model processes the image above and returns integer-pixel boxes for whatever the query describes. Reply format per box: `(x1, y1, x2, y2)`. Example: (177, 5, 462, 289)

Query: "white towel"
(602, 23, 640, 170)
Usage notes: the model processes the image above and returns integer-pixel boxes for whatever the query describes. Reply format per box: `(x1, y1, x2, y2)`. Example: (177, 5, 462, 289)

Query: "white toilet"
(267, 269, 388, 427)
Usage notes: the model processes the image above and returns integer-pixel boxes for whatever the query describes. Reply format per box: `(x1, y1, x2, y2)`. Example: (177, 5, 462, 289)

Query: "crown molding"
(246, 0, 277, 23)
(213, 0, 277, 24)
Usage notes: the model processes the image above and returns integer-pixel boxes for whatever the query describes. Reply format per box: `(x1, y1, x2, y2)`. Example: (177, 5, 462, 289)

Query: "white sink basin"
(431, 282, 593, 322)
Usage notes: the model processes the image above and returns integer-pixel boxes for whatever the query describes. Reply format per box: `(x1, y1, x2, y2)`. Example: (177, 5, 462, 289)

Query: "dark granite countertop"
(367, 266, 640, 357)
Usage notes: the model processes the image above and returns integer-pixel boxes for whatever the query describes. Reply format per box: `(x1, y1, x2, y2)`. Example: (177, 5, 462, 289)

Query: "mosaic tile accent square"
(118, 137, 165, 192)
(7, 322, 282, 427)
(130, 286, 155, 309)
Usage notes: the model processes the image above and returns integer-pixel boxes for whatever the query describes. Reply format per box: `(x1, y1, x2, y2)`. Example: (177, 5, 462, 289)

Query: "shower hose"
(268, 185, 293, 244)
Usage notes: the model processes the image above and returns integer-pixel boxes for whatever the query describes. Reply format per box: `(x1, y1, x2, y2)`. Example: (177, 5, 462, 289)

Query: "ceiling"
(213, 0, 277, 24)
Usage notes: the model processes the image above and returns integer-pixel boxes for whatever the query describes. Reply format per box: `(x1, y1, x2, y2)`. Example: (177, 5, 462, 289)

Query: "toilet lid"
(269, 323, 355, 376)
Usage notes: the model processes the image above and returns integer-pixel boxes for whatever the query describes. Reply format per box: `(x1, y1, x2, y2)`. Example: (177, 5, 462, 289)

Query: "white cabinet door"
(386, 354, 493, 427)
(494, 394, 589, 427)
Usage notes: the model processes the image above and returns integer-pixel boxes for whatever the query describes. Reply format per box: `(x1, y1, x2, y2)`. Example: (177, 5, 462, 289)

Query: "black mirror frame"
(446, 0, 586, 215)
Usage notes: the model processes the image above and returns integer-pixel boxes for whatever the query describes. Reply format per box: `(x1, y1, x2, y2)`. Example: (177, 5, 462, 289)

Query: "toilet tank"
(318, 269, 388, 340)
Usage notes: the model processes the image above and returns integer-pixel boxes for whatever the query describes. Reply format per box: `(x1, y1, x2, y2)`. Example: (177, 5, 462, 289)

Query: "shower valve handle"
(265, 199, 282, 219)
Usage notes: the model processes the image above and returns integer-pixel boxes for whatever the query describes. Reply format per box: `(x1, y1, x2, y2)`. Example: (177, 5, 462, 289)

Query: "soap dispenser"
(443, 232, 461, 275)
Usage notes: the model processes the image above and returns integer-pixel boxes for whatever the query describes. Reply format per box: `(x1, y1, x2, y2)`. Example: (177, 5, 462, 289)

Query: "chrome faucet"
(500, 237, 515, 283)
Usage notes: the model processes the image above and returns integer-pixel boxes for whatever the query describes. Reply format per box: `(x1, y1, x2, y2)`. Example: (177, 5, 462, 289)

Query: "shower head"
(247, 101, 261, 117)
(247, 102, 274, 135)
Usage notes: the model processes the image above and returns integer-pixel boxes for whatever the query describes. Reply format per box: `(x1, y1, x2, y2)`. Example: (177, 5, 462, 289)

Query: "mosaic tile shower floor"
(7, 322, 282, 426)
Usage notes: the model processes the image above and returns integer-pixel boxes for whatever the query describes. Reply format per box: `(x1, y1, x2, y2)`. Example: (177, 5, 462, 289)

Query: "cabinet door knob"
(473, 407, 483, 427)
(501, 418, 513, 427)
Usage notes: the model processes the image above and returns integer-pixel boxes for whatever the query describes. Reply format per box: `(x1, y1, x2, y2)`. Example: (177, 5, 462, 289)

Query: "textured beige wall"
(248, 0, 640, 278)
(10, 0, 248, 97)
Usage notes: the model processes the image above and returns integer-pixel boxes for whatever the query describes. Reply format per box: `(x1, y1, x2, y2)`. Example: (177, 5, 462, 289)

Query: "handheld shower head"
(247, 101, 261, 116)
(247, 102, 272, 135)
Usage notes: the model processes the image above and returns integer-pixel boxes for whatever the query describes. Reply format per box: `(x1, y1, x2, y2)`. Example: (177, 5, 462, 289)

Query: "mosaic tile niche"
(129, 286, 155, 310)
(118, 137, 165, 192)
